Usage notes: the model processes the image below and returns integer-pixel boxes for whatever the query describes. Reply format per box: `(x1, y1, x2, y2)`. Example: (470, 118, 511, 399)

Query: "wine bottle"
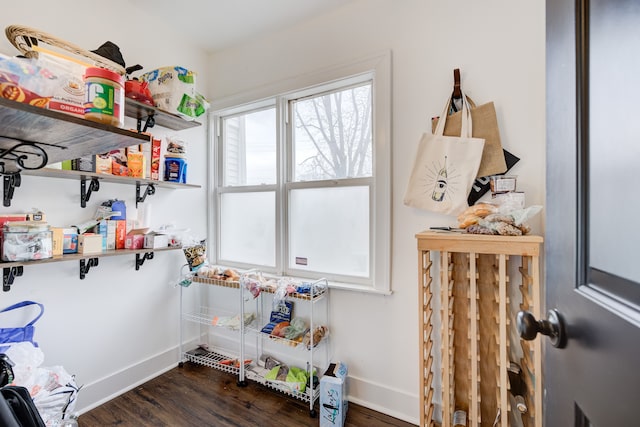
(453, 409, 467, 426)
(507, 361, 528, 413)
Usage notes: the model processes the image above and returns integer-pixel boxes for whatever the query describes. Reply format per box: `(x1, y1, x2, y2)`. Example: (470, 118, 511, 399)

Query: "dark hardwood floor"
(79, 362, 416, 426)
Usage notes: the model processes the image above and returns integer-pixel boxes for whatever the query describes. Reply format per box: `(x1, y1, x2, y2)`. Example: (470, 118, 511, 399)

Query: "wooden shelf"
(22, 168, 201, 190)
(1, 246, 179, 268)
(0, 97, 149, 169)
(124, 98, 202, 131)
(1, 246, 182, 290)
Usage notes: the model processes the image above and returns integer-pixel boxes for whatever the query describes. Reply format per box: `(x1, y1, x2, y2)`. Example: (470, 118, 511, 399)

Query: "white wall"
(208, 0, 545, 423)
(0, 0, 209, 413)
(0, 0, 545, 423)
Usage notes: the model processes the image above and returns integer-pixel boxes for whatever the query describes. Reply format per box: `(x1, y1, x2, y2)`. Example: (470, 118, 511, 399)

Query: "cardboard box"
(72, 156, 96, 172)
(320, 363, 348, 427)
(141, 142, 151, 179)
(107, 232, 116, 250)
(126, 144, 142, 154)
(24, 213, 45, 222)
(78, 233, 103, 254)
(50, 227, 64, 256)
(115, 220, 126, 249)
(40, 53, 87, 118)
(144, 233, 168, 249)
(125, 228, 149, 250)
(62, 228, 78, 254)
(150, 138, 162, 180)
(95, 154, 112, 175)
(127, 151, 146, 178)
(96, 220, 108, 251)
(0, 214, 29, 232)
(105, 220, 117, 250)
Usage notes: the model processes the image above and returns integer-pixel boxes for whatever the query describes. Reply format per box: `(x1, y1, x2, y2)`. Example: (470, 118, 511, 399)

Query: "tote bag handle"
(434, 91, 474, 138)
(0, 301, 44, 327)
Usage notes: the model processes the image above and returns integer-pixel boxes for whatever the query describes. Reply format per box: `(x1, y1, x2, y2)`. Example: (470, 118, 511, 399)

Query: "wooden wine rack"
(416, 231, 543, 427)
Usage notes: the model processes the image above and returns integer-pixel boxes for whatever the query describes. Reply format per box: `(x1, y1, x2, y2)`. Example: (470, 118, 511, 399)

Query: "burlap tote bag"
(432, 96, 506, 178)
(404, 94, 485, 215)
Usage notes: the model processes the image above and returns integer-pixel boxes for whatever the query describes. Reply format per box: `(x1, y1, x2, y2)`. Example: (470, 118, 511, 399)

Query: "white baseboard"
(346, 374, 420, 425)
(75, 345, 182, 414)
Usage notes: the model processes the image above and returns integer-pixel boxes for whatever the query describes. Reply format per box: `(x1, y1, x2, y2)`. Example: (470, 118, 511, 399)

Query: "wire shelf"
(183, 348, 250, 375)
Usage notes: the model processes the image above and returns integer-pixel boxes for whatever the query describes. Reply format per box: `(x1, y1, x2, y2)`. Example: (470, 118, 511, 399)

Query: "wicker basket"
(5, 25, 125, 75)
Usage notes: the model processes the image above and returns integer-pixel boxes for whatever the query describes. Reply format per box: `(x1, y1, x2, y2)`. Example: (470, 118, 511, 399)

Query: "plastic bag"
(182, 239, 207, 271)
(0, 55, 60, 107)
(240, 271, 263, 298)
(458, 201, 542, 236)
(5, 342, 79, 425)
(165, 135, 187, 158)
(264, 364, 310, 393)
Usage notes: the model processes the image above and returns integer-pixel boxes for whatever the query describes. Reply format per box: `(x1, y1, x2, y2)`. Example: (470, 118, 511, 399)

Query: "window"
(211, 53, 391, 293)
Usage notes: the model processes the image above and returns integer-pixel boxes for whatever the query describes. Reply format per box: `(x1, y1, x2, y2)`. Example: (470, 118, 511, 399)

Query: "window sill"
(250, 270, 392, 296)
(325, 279, 392, 295)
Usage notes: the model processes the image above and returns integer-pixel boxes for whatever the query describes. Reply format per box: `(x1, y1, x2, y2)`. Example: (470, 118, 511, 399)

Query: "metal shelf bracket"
(3, 173, 20, 207)
(79, 257, 99, 280)
(136, 183, 156, 207)
(3, 266, 23, 291)
(135, 252, 154, 270)
(137, 115, 156, 133)
(80, 177, 100, 208)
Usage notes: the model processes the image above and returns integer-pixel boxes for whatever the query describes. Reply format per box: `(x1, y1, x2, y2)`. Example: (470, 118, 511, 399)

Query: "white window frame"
(208, 51, 391, 294)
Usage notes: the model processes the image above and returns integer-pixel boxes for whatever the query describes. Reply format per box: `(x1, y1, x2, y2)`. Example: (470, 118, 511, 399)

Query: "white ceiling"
(129, 0, 355, 53)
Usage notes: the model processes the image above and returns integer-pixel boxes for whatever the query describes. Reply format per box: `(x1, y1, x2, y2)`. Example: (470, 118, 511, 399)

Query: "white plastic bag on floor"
(5, 342, 80, 426)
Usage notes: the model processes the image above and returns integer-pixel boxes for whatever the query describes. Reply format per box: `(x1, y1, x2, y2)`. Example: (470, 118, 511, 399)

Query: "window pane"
(289, 186, 369, 277)
(220, 192, 276, 267)
(292, 83, 372, 181)
(224, 108, 276, 186)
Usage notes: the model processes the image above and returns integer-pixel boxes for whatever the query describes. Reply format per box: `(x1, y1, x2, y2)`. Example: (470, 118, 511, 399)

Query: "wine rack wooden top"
(416, 231, 543, 256)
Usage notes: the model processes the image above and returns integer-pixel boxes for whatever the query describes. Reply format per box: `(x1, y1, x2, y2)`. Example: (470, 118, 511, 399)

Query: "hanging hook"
(452, 68, 462, 99)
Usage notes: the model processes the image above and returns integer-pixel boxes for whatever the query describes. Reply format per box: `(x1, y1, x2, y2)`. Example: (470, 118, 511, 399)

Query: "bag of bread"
(457, 202, 498, 229)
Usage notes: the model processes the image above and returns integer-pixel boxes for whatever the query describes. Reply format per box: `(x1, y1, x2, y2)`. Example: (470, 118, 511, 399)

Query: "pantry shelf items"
(0, 97, 149, 176)
(0, 93, 201, 290)
(242, 276, 329, 417)
(416, 231, 543, 427)
(180, 270, 330, 418)
(0, 97, 201, 207)
(125, 98, 201, 132)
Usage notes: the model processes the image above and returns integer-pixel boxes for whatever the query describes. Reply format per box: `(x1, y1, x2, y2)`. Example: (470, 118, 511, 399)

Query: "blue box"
(97, 220, 107, 251)
(320, 362, 348, 427)
(62, 228, 78, 254)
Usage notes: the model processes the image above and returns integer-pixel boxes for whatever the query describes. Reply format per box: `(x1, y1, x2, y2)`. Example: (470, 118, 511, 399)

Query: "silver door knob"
(517, 309, 567, 348)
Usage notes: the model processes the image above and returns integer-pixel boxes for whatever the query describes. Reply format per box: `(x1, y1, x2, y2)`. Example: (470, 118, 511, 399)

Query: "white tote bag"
(404, 93, 485, 215)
